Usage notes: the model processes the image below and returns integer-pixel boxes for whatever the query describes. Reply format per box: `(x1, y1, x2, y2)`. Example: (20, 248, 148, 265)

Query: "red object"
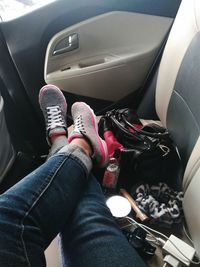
(103, 169, 117, 187)
(104, 130, 123, 157)
(102, 158, 120, 188)
(128, 123, 143, 133)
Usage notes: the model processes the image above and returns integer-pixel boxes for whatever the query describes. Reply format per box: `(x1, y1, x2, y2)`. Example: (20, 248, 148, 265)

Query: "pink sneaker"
(68, 102, 108, 167)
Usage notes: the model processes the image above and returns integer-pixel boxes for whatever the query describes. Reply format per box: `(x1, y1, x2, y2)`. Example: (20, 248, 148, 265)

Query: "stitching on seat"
(173, 90, 200, 133)
(194, 0, 200, 32)
(184, 154, 200, 192)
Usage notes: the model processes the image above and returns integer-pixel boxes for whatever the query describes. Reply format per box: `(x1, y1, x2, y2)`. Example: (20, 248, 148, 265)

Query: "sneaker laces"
(46, 106, 65, 130)
(73, 115, 86, 134)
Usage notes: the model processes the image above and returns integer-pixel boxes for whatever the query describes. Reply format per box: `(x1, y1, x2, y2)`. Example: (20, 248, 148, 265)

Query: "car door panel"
(44, 11, 172, 101)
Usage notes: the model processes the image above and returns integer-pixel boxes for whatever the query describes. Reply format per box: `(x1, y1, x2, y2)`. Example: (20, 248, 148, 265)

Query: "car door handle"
(53, 33, 79, 56)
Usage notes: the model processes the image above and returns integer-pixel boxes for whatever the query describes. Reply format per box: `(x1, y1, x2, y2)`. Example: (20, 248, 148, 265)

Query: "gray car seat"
(155, 0, 200, 256)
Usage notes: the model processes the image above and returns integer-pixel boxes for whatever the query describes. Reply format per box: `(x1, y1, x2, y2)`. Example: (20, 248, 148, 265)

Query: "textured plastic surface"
(45, 12, 172, 101)
(0, 96, 15, 182)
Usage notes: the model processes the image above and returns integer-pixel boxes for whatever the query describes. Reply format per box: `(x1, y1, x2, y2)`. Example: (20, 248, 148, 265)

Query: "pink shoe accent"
(68, 133, 83, 143)
(69, 102, 108, 167)
(82, 103, 106, 166)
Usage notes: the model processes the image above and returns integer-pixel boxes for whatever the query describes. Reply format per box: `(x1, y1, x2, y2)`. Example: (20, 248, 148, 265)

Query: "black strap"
(107, 109, 170, 140)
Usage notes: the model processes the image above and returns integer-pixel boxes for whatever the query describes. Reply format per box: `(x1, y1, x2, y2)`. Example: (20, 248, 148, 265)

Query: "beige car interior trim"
(183, 166, 200, 256)
(44, 11, 172, 101)
(0, 95, 3, 111)
(45, 237, 60, 267)
(182, 136, 200, 192)
(155, 0, 199, 126)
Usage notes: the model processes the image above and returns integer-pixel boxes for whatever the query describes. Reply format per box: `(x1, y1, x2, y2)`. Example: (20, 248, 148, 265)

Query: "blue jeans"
(0, 145, 147, 267)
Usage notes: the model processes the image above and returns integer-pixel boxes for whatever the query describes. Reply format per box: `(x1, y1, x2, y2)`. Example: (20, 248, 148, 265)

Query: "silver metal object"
(53, 33, 79, 56)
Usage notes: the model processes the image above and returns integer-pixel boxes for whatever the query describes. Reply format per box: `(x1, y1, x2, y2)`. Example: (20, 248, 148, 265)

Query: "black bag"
(99, 108, 182, 190)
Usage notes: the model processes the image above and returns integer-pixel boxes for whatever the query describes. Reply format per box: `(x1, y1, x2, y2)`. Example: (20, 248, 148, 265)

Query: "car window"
(0, 0, 57, 21)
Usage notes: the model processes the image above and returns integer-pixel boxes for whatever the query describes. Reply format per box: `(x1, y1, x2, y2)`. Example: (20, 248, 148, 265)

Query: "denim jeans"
(0, 145, 147, 267)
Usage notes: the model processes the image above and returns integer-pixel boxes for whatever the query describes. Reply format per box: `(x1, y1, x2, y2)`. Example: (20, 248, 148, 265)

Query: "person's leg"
(60, 175, 147, 267)
(0, 85, 97, 267)
(0, 145, 92, 267)
(59, 102, 147, 267)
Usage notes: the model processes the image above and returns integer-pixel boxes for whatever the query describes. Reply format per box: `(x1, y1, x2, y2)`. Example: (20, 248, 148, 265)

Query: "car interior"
(1, 0, 200, 266)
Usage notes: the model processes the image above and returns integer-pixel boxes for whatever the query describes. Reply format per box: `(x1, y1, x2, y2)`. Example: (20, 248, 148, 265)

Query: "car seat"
(155, 0, 200, 256)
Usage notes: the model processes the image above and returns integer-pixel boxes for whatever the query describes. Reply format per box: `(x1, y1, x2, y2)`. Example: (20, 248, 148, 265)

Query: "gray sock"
(48, 136, 68, 159)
